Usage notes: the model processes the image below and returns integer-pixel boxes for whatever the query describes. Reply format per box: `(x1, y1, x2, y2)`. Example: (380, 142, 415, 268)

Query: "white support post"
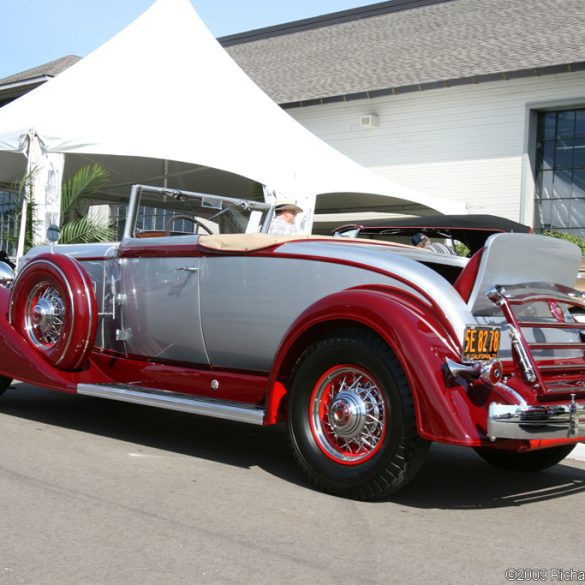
(21, 131, 65, 247)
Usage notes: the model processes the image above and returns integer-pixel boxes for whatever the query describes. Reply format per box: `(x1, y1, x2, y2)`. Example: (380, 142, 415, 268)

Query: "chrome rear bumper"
(487, 399, 585, 441)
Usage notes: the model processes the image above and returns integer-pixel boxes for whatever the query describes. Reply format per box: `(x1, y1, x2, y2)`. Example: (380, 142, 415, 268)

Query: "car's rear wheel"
(0, 376, 12, 397)
(288, 328, 428, 500)
(474, 444, 576, 471)
(9, 254, 97, 370)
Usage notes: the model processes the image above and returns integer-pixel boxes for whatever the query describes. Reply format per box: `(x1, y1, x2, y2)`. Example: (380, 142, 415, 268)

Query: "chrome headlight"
(0, 262, 15, 288)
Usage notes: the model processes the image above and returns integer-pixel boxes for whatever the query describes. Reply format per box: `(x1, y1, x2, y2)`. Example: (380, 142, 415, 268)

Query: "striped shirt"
(428, 242, 456, 255)
(268, 216, 297, 236)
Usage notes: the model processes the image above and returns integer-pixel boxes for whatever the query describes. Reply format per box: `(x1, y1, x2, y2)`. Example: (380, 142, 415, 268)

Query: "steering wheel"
(165, 214, 213, 236)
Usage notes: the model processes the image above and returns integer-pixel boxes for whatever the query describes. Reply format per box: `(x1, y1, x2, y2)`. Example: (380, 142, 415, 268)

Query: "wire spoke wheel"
(25, 283, 66, 348)
(288, 328, 429, 501)
(310, 365, 387, 464)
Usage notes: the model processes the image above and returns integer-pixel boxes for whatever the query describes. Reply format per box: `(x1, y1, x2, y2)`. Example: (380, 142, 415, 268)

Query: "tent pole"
(16, 196, 27, 264)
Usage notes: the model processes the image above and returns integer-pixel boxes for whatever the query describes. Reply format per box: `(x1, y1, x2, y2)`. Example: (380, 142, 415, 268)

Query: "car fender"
(266, 285, 487, 445)
(0, 285, 114, 392)
(0, 285, 79, 390)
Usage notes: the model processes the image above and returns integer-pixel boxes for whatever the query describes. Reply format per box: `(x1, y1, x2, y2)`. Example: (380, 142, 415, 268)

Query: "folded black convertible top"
(333, 214, 532, 254)
(337, 214, 531, 233)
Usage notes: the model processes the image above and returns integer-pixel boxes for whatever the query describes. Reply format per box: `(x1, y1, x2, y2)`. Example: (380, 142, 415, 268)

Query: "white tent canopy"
(0, 0, 465, 242)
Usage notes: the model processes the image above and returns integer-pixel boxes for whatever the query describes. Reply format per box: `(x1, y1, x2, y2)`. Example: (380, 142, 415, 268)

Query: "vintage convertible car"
(0, 185, 584, 500)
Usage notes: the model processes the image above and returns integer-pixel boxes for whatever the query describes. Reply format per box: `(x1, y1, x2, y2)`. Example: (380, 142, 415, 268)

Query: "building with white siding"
(222, 0, 585, 233)
(285, 74, 585, 228)
(2, 0, 585, 233)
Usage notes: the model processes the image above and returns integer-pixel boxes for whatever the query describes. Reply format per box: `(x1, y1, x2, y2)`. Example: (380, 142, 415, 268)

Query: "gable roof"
(221, 0, 585, 107)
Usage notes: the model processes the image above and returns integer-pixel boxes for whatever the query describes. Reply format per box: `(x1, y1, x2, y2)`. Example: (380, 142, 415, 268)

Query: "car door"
(115, 235, 209, 366)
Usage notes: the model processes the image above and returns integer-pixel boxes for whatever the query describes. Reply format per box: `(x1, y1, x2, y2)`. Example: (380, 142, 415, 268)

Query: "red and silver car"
(0, 185, 584, 500)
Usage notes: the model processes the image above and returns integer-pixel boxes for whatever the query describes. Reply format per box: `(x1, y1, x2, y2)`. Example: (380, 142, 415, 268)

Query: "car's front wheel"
(288, 328, 428, 500)
(474, 444, 576, 471)
(0, 375, 12, 397)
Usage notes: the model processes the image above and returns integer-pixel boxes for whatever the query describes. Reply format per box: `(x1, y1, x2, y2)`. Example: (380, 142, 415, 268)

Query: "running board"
(77, 383, 265, 425)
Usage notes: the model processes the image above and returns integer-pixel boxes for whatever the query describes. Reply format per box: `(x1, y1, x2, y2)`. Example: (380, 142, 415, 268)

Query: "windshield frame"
(123, 184, 274, 240)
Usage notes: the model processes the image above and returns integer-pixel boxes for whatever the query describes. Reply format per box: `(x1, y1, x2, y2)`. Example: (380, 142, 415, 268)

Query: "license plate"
(463, 326, 500, 361)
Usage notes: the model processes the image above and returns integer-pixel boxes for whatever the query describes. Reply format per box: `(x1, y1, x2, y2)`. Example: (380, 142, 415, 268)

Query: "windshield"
(126, 185, 272, 238)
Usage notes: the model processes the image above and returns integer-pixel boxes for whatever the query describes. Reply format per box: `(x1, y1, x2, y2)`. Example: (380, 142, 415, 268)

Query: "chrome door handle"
(176, 266, 198, 273)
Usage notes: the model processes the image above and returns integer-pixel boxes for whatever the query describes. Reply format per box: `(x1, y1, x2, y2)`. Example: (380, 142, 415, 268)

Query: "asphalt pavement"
(0, 382, 584, 585)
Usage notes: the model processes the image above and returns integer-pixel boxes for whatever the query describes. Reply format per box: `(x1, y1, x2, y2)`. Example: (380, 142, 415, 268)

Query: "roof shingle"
(2, 1, 583, 106)
(223, 0, 585, 105)
(0, 55, 81, 87)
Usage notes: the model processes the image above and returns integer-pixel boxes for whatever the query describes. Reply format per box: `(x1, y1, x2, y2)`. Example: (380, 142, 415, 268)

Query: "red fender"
(0, 284, 78, 390)
(9, 253, 98, 371)
(265, 286, 489, 446)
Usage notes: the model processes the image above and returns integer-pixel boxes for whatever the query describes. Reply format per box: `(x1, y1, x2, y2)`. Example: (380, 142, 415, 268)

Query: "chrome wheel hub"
(32, 298, 57, 329)
(311, 366, 387, 464)
(25, 285, 66, 346)
(328, 391, 367, 438)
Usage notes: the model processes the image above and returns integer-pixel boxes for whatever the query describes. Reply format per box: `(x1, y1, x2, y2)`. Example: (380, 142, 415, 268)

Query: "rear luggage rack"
(488, 283, 585, 398)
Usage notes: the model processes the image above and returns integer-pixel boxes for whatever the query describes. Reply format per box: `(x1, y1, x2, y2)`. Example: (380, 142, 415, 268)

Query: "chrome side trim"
(487, 399, 585, 440)
(77, 383, 265, 425)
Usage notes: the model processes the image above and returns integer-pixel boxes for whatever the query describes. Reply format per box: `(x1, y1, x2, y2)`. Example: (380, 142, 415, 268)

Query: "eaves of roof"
(276, 62, 585, 109)
(0, 55, 81, 89)
(220, 0, 450, 46)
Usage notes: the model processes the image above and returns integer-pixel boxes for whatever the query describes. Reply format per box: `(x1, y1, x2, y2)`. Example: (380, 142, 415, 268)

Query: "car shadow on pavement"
(1, 383, 298, 477)
(1, 383, 584, 509)
(394, 442, 585, 509)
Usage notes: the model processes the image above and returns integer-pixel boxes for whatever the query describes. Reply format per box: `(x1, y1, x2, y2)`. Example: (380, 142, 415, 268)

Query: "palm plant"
(60, 163, 115, 244)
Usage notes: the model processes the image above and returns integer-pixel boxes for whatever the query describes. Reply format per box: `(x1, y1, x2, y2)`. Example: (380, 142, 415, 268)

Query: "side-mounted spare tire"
(9, 253, 98, 371)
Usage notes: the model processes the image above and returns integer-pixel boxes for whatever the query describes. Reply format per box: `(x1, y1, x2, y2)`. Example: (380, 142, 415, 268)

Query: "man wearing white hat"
(268, 201, 304, 236)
